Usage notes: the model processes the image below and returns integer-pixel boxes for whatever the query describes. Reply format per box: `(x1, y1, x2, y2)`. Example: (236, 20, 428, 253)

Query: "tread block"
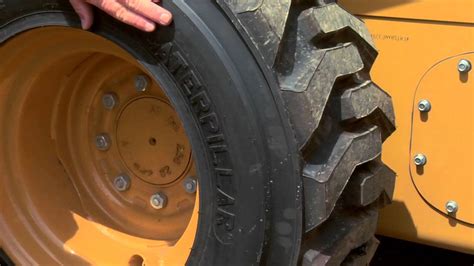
(217, 0, 292, 67)
(276, 8, 327, 93)
(345, 163, 396, 207)
(302, 126, 381, 231)
(278, 7, 370, 94)
(312, 4, 376, 50)
(341, 81, 396, 139)
(282, 44, 364, 148)
(302, 208, 378, 266)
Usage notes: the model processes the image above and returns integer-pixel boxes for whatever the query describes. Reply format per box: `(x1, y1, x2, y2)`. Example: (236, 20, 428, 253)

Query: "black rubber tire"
(0, 1, 395, 266)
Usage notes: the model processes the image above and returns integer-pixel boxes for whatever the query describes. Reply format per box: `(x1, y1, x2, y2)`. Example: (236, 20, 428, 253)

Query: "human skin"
(69, 0, 172, 32)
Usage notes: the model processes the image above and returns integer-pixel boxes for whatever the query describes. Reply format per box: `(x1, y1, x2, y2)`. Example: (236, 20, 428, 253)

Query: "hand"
(70, 0, 172, 32)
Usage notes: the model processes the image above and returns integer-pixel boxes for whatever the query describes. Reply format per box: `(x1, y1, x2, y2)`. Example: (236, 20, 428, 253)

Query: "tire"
(0, 1, 395, 266)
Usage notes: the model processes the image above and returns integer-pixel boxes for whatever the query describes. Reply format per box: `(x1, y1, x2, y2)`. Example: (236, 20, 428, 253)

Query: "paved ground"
(372, 236, 473, 266)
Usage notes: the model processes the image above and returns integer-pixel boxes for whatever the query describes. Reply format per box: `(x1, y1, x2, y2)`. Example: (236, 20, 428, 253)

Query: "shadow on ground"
(372, 236, 474, 266)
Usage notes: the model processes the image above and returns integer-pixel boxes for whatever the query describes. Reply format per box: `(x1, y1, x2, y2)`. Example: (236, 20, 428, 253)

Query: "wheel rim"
(0, 27, 198, 265)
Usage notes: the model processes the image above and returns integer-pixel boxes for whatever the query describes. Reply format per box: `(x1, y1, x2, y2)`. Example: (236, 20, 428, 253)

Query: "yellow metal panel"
(339, 11, 474, 252)
(339, 0, 474, 24)
(411, 53, 474, 224)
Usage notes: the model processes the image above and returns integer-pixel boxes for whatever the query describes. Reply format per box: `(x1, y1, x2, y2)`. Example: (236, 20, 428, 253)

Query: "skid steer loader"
(0, 0, 471, 265)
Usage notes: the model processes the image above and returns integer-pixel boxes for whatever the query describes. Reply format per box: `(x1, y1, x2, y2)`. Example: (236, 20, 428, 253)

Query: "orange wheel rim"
(0, 27, 198, 265)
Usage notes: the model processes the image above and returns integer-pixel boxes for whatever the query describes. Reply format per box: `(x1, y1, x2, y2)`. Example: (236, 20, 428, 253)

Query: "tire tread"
(216, 1, 396, 264)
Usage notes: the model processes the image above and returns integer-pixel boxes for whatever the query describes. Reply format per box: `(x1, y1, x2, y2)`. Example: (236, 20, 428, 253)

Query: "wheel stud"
(113, 174, 131, 192)
(102, 92, 118, 110)
(135, 75, 149, 92)
(150, 192, 167, 209)
(95, 133, 111, 151)
(183, 177, 197, 194)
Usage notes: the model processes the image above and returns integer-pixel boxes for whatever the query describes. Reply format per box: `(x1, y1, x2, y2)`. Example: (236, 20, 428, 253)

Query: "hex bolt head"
(418, 99, 432, 112)
(150, 192, 167, 209)
(458, 59, 472, 73)
(183, 177, 197, 194)
(95, 134, 111, 151)
(113, 174, 131, 192)
(102, 93, 118, 110)
(414, 154, 427, 166)
(446, 200, 458, 214)
(135, 75, 149, 92)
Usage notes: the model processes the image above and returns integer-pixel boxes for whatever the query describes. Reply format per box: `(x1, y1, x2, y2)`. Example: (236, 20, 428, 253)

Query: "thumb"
(70, 0, 94, 30)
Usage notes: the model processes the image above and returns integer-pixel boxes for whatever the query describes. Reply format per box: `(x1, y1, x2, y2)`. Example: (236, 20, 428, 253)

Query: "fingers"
(117, 0, 172, 26)
(87, 0, 156, 31)
(73, 0, 172, 32)
(70, 0, 94, 29)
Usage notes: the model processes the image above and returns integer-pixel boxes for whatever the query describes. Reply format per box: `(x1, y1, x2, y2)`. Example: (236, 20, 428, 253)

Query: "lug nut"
(135, 75, 149, 92)
(150, 192, 167, 209)
(183, 177, 197, 194)
(458, 59, 471, 73)
(414, 154, 427, 166)
(95, 134, 111, 151)
(113, 174, 131, 192)
(446, 200, 458, 214)
(418, 99, 431, 112)
(102, 93, 118, 110)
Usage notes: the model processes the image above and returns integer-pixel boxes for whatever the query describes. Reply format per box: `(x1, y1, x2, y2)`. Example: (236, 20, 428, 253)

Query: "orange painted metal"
(341, 0, 474, 254)
(340, 0, 474, 24)
(0, 27, 198, 264)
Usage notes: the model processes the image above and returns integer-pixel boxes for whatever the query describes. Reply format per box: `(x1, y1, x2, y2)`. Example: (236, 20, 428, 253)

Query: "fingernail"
(77, 13, 87, 29)
(159, 13, 172, 25)
(145, 23, 156, 32)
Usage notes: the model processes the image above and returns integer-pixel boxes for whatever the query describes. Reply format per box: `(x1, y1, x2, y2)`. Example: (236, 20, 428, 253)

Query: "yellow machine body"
(340, 0, 474, 254)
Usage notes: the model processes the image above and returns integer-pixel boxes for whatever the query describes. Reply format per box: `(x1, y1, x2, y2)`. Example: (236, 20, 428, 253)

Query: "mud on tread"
(217, 1, 395, 265)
